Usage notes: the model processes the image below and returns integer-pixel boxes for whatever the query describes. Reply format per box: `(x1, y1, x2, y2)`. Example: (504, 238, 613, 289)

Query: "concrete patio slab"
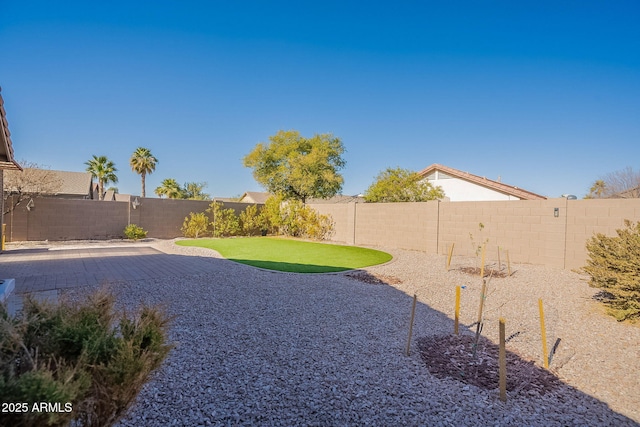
(0, 245, 220, 295)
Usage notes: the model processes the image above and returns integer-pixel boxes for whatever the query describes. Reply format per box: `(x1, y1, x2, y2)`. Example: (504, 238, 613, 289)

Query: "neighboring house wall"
(425, 176, 521, 201)
(308, 198, 640, 270)
(418, 164, 546, 202)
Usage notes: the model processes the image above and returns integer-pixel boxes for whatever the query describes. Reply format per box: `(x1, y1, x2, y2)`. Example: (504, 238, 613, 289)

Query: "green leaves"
(0, 290, 171, 426)
(584, 220, 640, 321)
(181, 212, 210, 238)
(155, 178, 182, 199)
(364, 167, 445, 203)
(85, 155, 118, 200)
(129, 147, 158, 198)
(243, 130, 346, 202)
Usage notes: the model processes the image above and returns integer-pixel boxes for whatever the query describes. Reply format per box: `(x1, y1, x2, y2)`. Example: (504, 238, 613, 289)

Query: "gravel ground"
(57, 239, 639, 426)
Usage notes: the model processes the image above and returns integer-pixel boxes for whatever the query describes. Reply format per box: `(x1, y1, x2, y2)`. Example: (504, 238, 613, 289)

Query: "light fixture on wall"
(132, 197, 141, 210)
(26, 198, 35, 211)
(554, 207, 559, 218)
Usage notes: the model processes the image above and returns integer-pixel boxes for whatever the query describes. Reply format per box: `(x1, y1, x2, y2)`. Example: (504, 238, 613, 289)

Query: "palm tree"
(129, 147, 158, 198)
(155, 178, 183, 199)
(587, 179, 607, 199)
(85, 155, 118, 201)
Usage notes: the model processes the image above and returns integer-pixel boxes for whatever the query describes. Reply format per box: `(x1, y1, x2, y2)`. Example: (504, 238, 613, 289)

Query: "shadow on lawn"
(226, 258, 366, 273)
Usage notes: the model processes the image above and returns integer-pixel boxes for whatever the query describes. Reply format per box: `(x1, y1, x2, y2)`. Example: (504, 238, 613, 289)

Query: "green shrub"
(208, 201, 240, 237)
(0, 289, 172, 426)
(181, 212, 210, 238)
(123, 224, 147, 240)
(279, 199, 334, 240)
(259, 195, 284, 235)
(239, 204, 262, 236)
(584, 220, 640, 321)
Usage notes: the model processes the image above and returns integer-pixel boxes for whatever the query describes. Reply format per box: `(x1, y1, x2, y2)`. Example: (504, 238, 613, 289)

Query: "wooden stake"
(446, 243, 455, 271)
(506, 250, 511, 276)
(497, 246, 501, 272)
(405, 294, 417, 356)
(454, 286, 461, 335)
(539, 299, 549, 369)
(477, 280, 487, 327)
(473, 280, 487, 355)
(499, 317, 507, 402)
(480, 244, 486, 278)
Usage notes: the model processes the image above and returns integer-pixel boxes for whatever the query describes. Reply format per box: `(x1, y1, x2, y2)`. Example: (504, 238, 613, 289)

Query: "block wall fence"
(3, 197, 640, 270)
(3, 197, 254, 242)
(307, 198, 640, 270)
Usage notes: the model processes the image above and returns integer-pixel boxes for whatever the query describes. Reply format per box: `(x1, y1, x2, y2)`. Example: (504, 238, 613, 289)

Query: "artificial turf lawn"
(176, 237, 393, 273)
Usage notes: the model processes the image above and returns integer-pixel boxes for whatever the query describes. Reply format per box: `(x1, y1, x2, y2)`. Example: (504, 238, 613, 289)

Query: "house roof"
(306, 194, 365, 204)
(239, 191, 271, 204)
(4, 168, 93, 197)
(50, 170, 93, 196)
(0, 88, 22, 171)
(608, 185, 640, 199)
(417, 164, 547, 200)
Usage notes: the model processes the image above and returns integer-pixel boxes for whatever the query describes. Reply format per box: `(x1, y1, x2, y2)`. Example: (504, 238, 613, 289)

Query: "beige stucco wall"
(354, 202, 439, 253)
(5, 197, 640, 270)
(309, 198, 640, 270)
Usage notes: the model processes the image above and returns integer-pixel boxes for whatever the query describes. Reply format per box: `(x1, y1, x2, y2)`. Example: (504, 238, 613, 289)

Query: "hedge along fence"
(2, 196, 261, 242)
(307, 198, 640, 270)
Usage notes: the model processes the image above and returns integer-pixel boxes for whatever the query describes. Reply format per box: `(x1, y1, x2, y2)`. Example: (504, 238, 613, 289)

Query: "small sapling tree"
(469, 222, 489, 271)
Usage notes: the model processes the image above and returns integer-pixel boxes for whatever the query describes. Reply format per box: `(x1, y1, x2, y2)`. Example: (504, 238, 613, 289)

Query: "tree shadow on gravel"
(344, 270, 403, 285)
(456, 266, 511, 278)
(417, 334, 563, 395)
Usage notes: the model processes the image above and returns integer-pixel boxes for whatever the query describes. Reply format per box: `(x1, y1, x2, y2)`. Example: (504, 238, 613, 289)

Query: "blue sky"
(2, 1, 639, 198)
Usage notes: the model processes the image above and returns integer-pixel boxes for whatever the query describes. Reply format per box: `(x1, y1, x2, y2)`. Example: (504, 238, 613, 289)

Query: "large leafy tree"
(364, 167, 444, 203)
(154, 178, 182, 199)
(85, 155, 118, 201)
(243, 130, 346, 203)
(129, 147, 158, 198)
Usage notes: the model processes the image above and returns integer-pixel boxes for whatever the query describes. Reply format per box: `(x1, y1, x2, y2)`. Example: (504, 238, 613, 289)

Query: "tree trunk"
(141, 172, 146, 198)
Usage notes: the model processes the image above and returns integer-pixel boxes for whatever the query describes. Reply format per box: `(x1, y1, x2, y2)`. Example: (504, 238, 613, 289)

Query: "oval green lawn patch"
(176, 237, 392, 273)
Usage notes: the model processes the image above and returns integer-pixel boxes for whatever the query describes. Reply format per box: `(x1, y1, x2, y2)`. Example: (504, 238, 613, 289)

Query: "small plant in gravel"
(468, 222, 489, 270)
(124, 224, 148, 240)
(584, 219, 640, 321)
(469, 222, 488, 256)
(0, 289, 173, 427)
